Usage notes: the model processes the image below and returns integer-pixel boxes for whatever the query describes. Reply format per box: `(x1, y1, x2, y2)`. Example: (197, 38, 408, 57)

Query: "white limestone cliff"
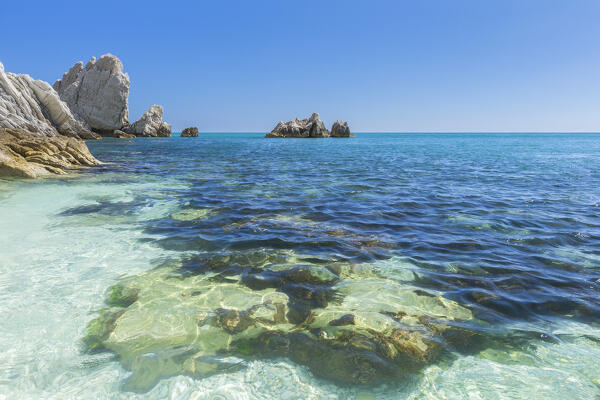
(0, 62, 96, 139)
(53, 54, 130, 133)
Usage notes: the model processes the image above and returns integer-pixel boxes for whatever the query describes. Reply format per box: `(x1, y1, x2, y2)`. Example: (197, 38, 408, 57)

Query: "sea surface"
(0, 133, 599, 399)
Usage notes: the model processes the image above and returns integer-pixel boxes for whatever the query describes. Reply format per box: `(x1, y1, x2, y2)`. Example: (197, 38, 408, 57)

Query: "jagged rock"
(331, 121, 354, 137)
(0, 128, 100, 178)
(266, 113, 330, 138)
(54, 54, 130, 133)
(125, 105, 171, 137)
(181, 127, 198, 137)
(0, 62, 97, 139)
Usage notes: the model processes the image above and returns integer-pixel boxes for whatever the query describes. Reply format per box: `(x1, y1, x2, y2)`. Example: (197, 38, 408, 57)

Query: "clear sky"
(2, 0, 600, 132)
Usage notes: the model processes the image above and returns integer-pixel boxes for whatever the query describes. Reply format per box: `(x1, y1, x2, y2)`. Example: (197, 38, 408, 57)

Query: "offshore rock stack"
(266, 113, 354, 138)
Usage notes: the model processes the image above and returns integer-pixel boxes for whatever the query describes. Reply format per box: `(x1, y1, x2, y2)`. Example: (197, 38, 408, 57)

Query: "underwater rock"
(266, 113, 330, 138)
(0, 128, 100, 178)
(181, 127, 199, 137)
(84, 258, 478, 391)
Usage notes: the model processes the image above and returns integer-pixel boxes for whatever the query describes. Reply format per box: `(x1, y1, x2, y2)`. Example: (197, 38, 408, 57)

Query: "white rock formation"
(266, 113, 331, 138)
(126, 105, 171, 137)
(0, 62, 96, 139)
(331, 120, 354, 137)
(53, 54, 130, 133)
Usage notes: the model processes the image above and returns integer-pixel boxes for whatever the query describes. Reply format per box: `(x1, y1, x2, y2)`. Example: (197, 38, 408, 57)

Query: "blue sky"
(2, 0, 600, 132)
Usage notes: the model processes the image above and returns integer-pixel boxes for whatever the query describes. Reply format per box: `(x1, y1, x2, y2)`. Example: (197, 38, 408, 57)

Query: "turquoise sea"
(1, 133, 599, 399)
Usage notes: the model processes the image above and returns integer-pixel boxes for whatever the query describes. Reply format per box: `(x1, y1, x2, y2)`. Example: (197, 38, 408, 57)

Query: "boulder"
(181, 127, 199, 137)
(331, 120, 354, 137)
(125, 105, 171, 137)
(266, 113, 330, 138)
(53, 54, 130, 133)
(0, 62, 97, 139)
(0, 128, 100, 178)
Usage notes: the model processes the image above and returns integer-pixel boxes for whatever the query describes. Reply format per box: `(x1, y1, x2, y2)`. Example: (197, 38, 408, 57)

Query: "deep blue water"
(87, 132, 600, 329)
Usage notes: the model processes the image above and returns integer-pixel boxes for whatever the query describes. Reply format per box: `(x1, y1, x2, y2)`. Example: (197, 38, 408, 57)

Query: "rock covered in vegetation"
(53, 54, 130, 133)
(0, 128, 100, 178)
(181, 127, 199, 137)
(125, 105, 171, 137)
(0, 62, 97, 139)
(331, 120, 354, 137)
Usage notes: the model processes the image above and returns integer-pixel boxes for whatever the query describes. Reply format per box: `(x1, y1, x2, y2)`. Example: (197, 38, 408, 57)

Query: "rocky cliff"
(0, 61, 100, 178)
(0, 62, 96, 139)
(53, 54, 130, 134)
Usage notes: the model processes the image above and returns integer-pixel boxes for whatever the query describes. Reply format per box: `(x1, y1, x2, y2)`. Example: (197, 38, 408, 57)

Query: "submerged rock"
(53, 54, 130, 133)
(266, 113, 330, 138)
(0, 128, 100, 178)
(125, 105, 171, 137)
(84, 255, 477, 391)
(181, 127, 198, 137)
(331, 120, 354, 137)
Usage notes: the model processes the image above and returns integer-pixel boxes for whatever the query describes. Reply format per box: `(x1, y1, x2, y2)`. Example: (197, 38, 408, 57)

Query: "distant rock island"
(0, 54, 172, 177)
(266, 113, 354, 138)
(181, 127, 199, 137)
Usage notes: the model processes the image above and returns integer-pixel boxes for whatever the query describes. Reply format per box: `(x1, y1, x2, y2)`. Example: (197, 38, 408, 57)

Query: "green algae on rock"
(83, 255, 476, 391)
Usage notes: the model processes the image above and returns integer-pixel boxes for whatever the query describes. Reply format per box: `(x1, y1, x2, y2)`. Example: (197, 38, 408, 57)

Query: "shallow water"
(0, 133, 599, 399)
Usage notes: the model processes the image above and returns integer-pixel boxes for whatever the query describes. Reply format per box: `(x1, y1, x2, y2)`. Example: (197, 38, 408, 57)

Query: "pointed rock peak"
(85, 57, 96, 70)
(0, 62, 4, 73)
(95, 54, 124, 74)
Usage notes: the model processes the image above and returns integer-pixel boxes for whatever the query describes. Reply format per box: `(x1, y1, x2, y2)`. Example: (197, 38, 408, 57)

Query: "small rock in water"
(181, 127, 199, 137)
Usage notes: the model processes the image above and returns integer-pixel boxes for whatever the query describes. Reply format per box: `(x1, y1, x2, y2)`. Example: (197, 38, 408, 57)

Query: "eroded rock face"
(331, 121, 354, 137)
(0, 128, 100, 178)
(0, 62, 96, 139)
(266, 113, 330, 138)
(181, 127, 198, 137)
(53, 54, 130, 132)
(125, 105, 171, 137)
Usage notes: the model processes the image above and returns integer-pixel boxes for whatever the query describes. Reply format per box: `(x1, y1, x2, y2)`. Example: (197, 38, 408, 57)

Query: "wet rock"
(181, 127, 198, 137)
(84, 261, 480, 392)
(54, 54, 130, 132)
(329, 314, 355, 326)
(106, 284, 139, 308)
(0, 128, 100, 178)
(331, 120, 354, 137)
(215, 308, 254, 334)
(110, 129, 136, 138)
(281, 265, 339, 285)
(266, 113, 330, 138)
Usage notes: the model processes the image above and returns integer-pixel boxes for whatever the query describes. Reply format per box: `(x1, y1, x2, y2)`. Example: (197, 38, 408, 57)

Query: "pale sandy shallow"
(0, 176, 599, 399)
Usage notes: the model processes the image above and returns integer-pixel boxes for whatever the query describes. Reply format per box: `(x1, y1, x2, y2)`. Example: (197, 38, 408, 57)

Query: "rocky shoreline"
(0, 54, 172, 178)
(1, 54, 355, 179)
